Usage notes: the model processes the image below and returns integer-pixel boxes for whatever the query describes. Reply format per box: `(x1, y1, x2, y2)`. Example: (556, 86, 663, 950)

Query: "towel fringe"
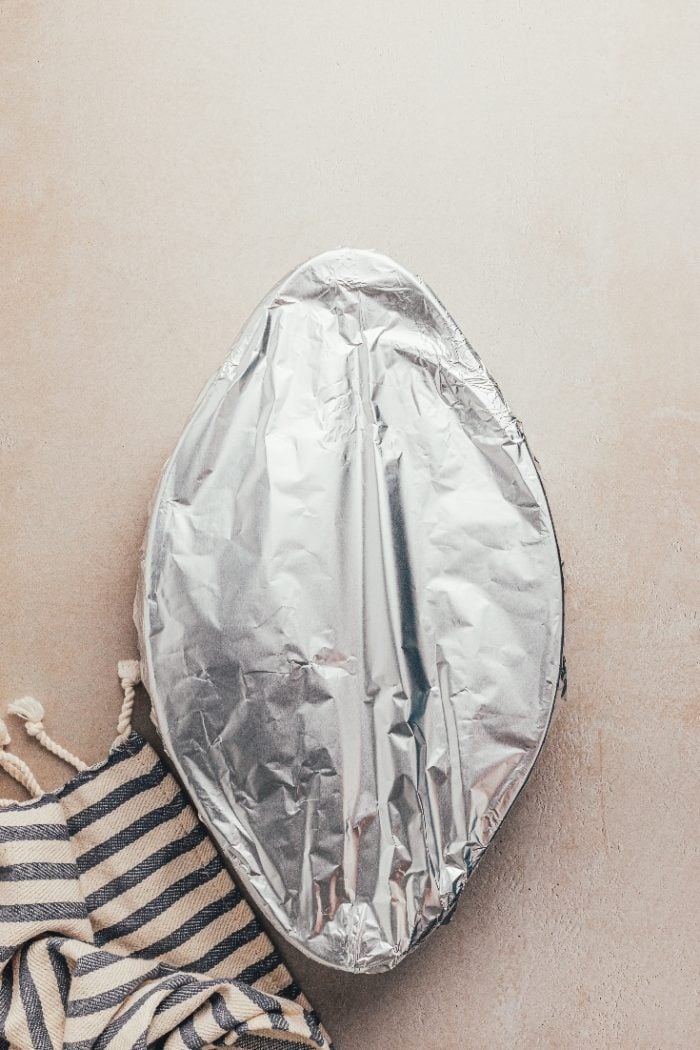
(0, 660, 143, 800)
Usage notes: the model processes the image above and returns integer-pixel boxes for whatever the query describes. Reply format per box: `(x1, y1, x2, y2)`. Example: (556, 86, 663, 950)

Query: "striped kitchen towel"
(0, 731, 331, 1049)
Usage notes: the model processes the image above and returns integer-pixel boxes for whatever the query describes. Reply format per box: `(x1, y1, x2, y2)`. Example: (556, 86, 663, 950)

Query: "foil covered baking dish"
(135, 248, 564, 973)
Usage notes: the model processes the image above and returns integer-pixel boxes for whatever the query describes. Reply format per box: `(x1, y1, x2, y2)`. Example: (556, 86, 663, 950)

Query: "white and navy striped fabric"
(0, 732, 331, 1049)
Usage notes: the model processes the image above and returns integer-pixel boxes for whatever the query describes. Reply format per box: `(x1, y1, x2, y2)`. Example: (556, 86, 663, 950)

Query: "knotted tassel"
(0, 717, 43, 799)
(114, 660, 141, 746)
(8, 696, 88, 772)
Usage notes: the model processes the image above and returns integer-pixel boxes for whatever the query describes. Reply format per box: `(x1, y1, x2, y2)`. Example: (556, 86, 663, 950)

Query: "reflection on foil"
(135, 249, 564, 973)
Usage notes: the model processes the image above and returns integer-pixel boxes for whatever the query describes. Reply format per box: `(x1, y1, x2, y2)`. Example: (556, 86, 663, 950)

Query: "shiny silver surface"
(136, 248, 564, 973)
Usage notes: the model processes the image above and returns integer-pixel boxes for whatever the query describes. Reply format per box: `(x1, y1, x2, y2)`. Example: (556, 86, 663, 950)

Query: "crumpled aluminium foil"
(135, 249, 564, 974)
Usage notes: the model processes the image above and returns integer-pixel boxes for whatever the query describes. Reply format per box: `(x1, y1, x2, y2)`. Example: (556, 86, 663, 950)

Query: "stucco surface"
(1, 4, 698, 1047)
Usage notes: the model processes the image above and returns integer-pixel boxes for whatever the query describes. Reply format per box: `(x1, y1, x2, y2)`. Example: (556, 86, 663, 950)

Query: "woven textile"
(0, 733, 331, 1049)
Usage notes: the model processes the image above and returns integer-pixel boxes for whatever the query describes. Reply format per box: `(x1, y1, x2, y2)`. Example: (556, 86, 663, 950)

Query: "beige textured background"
(2, 3, 698, 1047)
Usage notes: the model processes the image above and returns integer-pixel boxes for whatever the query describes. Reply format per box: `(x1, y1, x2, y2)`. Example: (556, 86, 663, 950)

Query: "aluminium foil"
(135, 248, 565, 973)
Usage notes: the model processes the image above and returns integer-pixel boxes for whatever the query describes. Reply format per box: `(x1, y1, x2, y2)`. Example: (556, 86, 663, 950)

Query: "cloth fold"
(0, 732, 331, 1049)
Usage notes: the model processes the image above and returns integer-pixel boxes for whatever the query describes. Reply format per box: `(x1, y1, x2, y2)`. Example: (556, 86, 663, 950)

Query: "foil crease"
(135, 249, 564, 973)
